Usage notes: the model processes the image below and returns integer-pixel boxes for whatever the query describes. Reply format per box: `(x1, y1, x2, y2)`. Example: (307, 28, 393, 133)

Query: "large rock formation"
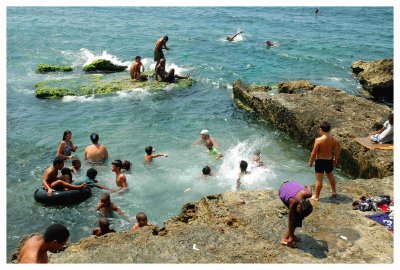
(36, 176, 392, 263)
(35, 75, 193, 99)
(233, 80, 393, 179)
(351, 59, 393, 101)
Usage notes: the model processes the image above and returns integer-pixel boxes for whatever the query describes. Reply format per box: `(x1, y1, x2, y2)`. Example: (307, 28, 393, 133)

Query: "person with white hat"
(194, 129, 219, 147)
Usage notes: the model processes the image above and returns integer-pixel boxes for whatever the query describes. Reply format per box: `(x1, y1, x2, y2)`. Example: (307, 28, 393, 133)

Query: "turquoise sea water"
(6, 7, 393, 258)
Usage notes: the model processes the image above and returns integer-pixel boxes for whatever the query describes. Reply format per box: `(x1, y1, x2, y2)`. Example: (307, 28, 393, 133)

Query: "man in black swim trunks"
(308, 121, 339, 201)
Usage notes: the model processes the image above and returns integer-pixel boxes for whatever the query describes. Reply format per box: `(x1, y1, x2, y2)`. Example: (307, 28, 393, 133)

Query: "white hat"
(200, 129, 209, 135)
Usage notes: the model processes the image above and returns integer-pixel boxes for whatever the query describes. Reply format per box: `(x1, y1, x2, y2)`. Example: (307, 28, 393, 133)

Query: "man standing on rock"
(154, 36, 170, 68)
(279, 181, 313, 248)
(308, 121, 339, 200)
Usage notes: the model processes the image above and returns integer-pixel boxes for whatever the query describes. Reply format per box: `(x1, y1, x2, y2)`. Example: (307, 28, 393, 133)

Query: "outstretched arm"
(151, 153, 168, 159)
(113, 205, 132, 222)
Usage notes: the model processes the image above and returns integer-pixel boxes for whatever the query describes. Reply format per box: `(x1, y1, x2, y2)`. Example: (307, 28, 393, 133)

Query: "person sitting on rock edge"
(279, 181, 313, 248)
(370, 113, 393, 144)
(155, 59, 189, 83)
(18, 224, 70, 263)
(130, 55, 147, 81)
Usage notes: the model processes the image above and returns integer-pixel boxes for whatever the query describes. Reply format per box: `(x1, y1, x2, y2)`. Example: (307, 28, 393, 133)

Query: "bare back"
(84, 144, 108, 162)
(315, 135, 337, 160)
(155, 38, 165, 50)
(19, 235, 48, 263)
(129, 62, 140, 79)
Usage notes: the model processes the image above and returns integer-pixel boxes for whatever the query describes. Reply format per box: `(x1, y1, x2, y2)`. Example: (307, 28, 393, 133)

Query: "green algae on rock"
(35, 75, 193, 99)
(37, 64, 73, 73)
(83, 59, 127, 73)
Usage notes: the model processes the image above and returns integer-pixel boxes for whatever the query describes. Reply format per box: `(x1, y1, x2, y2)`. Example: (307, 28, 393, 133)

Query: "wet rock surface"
(351, 59, 393, 101)
(232, 80, 393, 179)
(43, 177, 392, 263)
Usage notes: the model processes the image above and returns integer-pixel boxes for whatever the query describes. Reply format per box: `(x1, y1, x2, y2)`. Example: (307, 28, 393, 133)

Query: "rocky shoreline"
(233, 80, 393, 179)
(36, 176, 393, 263)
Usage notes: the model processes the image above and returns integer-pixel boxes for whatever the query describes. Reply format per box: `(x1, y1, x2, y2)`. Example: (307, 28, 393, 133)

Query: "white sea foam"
(217, 137, 276, 190)
(61, 88, 150, 103)
(80, 48, 130, 69)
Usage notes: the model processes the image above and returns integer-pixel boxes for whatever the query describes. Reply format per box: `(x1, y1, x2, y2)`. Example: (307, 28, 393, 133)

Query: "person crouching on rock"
(278, 181, 313, 248)
(130, 55, 147, 81)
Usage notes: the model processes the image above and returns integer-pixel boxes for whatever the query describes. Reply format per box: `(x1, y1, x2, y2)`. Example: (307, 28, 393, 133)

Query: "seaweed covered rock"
(37, 64, 73, 73)
(35, 75, 193, 99)
(351, 59, 393, 101)
(83, 59, 127, 73)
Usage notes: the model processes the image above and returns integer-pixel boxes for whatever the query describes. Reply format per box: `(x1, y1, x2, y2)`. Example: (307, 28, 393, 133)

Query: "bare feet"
(293, 235, 302, 242)
(311, 195, 319, 201)
(280, 239, 298, 248)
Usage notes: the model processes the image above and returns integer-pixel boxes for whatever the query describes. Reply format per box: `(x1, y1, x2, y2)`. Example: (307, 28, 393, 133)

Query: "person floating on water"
(308, 121, 339, 201)
(130, 55, 147, 81)
(42, 157, 87, 196)
(154, 36, 170, 68)
(226, 31, 243, 41)
(314, 8, 319, 15)
(265, 40, 275, 47)
(279, 181, 313, 248)
(155, 59, 189, 83)
(131, 212, 153, 233)
(236, 160, 250, 190)
(370, 113, 393, 144)
(202, 165, 212, 176)
(18, 224, 70, 263)
(194, 129, 219, 148)
(144, 146, 168, 162)
(92, 217, 116, 237)
(205, 139, 222, 160)
(84, 133, 109, 163)
(111, 160, 128, 190)
(74, 168, 114, 191)
(70, 158, 81, 174)
(57, 130, 78, 161)
(96, 192, 132, 221)
(252, 149, 265, 167)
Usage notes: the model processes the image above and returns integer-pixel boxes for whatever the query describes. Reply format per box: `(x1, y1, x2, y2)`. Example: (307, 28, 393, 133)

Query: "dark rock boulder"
(278, 80, 316, 94)
(351, 59, 393, 101)
(233, 80, 393, 179)
(83, 59, 127, 73)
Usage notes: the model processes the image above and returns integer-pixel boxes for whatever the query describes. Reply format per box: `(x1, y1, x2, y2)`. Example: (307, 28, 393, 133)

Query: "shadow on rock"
(298, 234, 329, 259)
(318, 194, 353, 205)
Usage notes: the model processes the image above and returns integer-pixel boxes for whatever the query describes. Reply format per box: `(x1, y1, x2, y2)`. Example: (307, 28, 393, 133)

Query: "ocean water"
(6, 7, 393, 259)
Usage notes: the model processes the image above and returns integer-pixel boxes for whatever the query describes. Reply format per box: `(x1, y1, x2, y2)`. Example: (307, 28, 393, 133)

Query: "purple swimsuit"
(279, 181, 305, 206)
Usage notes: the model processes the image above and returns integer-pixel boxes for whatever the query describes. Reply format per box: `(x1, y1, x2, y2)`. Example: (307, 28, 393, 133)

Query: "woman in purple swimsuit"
(278, 181, 313, 248)
(57, 130, 78, 160)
